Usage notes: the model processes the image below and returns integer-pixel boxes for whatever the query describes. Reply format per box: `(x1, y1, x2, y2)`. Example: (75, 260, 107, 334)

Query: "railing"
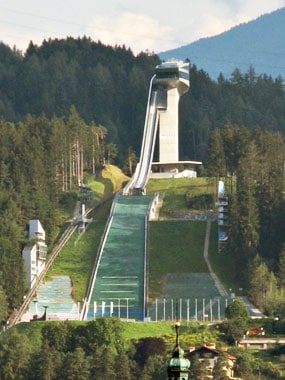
(123, 77, 158, 195)
(143, 195, 154, 320)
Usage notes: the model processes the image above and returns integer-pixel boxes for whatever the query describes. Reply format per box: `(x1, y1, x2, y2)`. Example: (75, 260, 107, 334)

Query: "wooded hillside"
(0, 37, 285, 321)
(0, 107, 110, 315)
(1, 37, 285, 164)
(207, 125, 285, 316)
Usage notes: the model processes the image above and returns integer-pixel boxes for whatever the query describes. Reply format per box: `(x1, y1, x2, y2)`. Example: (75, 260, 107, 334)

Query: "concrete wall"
(159, 88, 180, 163)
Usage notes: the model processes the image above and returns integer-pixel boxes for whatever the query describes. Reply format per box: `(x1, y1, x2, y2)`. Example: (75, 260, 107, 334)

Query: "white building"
(28, 219, 45, 241)
(22, 220, 47, 288)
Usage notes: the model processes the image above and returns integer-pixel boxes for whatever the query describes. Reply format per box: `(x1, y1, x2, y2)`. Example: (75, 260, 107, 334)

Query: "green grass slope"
(149, 221, 208, 301)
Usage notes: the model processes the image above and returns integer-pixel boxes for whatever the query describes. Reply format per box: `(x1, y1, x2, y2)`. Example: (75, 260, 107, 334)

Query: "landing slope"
(87, 195, 154, 320)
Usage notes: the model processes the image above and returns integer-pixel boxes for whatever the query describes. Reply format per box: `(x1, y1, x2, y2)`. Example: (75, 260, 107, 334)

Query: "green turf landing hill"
(87, 195, 154, 321)
(147, 220, 228, 321)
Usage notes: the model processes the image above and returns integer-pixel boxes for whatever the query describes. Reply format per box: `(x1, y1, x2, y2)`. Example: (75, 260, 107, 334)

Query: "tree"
(0, 284, 8, 325)
(237, 140, 260, 254)
(248, 255, 278, 312)
(66, 106, 87, 186)
(134, 337, 166, 368)
(212, 352, 229, 380)
(105, 142, 118, 165)
(0, 329, 32, 380)
(41, 321, 73, 352)
(90, 346, 116, 380)
(140, 354, 165, 380)
(124, 147, 138, 176)
(189, 353, 203, 379)
(116, 351, 134, 380)
(84, 318, 126, 355)
(224, 299, 249, 344)
(278, 244, 285, 289)
(234, 351, 255, 380)
(207, 128, 226, 179)
(225, 299, 249, 320)
(28, 345, 62, 380)
(61, 347, 90, 380)
(0, 234, 24, 309)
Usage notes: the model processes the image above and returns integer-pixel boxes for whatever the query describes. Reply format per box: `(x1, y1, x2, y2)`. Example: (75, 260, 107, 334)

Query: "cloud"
(179, 0, 285, 45)
(88, 12, 173, 54)
(199, 14, 236, 38)
(238, 0, 285, 17)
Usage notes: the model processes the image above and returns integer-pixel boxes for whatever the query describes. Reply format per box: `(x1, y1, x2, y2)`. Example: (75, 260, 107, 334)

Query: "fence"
(87, 297, 233, 322)
(147, 297, 233, 322)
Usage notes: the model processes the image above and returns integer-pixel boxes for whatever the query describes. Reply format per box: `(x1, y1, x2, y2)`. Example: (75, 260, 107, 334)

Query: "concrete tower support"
(122, 60, 190, 195)
(159, 87, 180, 163)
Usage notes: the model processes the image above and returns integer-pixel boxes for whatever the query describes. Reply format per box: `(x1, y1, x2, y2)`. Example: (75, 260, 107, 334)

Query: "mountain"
(159, 7, 285, 80)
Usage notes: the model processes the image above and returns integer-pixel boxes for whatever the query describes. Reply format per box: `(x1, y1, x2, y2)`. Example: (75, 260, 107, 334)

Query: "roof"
(186, 346, 236, 362)
(152, 160, 203, 166)
(186, 345, 220, 359)
(29, 219, 45, 240)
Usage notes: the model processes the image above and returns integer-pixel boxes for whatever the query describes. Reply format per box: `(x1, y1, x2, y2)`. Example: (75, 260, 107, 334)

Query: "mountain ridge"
(159, 7, 285, 80)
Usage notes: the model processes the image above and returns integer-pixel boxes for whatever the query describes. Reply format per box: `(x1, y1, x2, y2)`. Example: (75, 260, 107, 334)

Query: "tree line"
(0, 316, 283, 380)
(207, 124, 285, 316)
(0, 318, 166, 380)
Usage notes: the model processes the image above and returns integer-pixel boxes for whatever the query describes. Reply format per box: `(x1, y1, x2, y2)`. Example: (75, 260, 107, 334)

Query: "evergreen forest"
(0, 37, 285, 378)
(1, 37, 285, 164)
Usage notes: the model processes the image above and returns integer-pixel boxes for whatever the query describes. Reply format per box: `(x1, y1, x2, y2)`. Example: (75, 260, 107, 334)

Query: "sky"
(1, 0, 285, 55)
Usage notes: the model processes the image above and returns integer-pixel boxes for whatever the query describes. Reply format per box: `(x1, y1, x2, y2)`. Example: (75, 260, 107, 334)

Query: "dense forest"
(0, 37, 285, 325)
(1, 37, 285, 164)
(207, 125, 285, 317)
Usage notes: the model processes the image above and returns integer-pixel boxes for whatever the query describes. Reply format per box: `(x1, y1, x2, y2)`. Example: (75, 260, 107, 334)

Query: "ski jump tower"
(123, 60, 190, 195)
(156, 60, 190, 164)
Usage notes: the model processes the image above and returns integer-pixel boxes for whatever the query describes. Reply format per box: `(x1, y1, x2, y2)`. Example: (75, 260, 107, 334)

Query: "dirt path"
(204, 219, 228, 297)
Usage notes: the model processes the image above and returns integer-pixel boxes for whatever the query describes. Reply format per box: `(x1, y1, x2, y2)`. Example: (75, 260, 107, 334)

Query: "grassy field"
(149, 221, 208, 300)
(89, 164, 130, 200)
(147, 177, 216, 215)
(47, 216, 109, 301)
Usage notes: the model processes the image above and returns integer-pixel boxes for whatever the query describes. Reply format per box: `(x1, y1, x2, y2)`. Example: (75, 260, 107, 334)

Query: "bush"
(185, 192, 214, 210)
(59, 191, 78, 209)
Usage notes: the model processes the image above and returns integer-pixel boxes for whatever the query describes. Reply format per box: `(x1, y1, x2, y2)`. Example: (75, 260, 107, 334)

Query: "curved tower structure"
(123, 60, 190, 195)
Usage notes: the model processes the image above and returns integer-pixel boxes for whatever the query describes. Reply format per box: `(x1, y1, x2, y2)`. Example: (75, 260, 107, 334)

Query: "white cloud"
(199, 14, 236, 38)
(177, 0, 285, 45)
(88, 12, 173, 54)
(238, 0, 285, 17)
